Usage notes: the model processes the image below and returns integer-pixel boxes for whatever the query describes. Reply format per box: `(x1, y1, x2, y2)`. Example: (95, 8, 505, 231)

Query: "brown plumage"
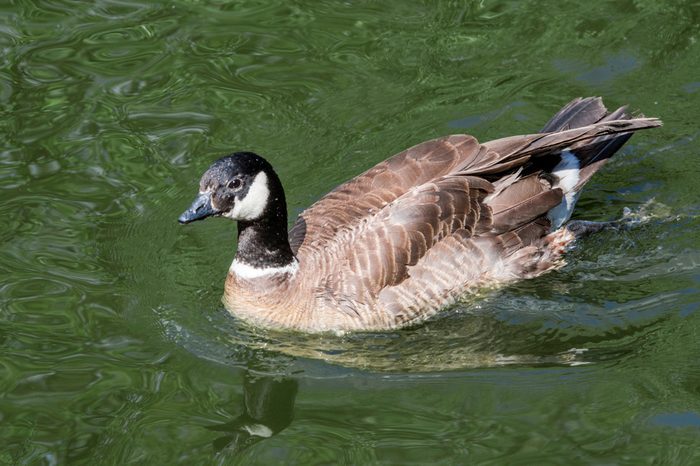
(179, 97, 661, 333)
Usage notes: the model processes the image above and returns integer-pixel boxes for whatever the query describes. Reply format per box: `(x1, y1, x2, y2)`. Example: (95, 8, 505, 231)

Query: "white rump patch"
(230, 259, 299, 279)
(225, 171, 269, 221)
(548, 150, 581, 230)
(552, 150, 580, 194)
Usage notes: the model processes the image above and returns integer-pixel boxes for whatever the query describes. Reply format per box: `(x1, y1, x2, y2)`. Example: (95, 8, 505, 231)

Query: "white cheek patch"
(224, 171, 270, 221)
(548, 150, 581, 230)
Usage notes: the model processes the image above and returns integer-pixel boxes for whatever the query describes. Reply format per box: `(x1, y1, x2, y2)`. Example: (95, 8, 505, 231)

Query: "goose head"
(179, 152, 282, 224)
(179, 152, 296, 271)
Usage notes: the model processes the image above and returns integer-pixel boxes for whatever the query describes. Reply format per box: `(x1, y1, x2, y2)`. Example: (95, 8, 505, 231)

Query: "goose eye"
(228, 178, 242, 190)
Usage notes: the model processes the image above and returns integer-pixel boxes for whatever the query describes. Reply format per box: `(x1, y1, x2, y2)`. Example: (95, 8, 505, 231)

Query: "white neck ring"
(229, 259, 299, 279)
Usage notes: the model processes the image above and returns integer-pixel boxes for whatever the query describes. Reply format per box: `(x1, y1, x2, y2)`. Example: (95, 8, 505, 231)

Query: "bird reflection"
(207, 370, 298, 453)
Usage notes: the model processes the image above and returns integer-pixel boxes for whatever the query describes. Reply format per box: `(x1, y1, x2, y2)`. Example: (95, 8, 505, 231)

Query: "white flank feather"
(548, 150, 581, 230)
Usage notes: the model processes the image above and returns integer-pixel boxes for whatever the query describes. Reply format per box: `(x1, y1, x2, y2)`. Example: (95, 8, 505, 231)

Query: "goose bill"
(179, 192, 218, 224)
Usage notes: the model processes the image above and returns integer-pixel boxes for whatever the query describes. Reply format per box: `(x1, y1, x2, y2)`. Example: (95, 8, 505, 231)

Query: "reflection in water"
(207, 370, 298, 454)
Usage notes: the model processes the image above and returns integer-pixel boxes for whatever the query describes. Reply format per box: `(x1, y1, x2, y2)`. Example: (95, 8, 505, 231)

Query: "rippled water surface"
(2, 0, 700, 463)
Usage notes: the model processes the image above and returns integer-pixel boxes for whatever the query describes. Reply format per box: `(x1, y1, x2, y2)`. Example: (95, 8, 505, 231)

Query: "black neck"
(234, 176, 296, 268)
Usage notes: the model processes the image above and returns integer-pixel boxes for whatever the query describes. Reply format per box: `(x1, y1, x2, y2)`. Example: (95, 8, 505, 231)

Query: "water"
(2, 0, 700, 463)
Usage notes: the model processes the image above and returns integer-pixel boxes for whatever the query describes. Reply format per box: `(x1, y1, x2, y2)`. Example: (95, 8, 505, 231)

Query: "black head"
(179, 152, 281, 224)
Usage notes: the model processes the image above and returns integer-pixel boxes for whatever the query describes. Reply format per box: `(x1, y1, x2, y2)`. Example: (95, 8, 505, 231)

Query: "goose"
(179, 97, 661, 333)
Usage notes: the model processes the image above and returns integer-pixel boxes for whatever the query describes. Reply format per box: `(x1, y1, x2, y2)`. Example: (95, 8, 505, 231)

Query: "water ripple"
(1, 0, 700, 463)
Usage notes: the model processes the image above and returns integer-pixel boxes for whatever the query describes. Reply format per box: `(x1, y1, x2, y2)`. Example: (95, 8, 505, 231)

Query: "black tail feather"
(541, 97, 641, 190)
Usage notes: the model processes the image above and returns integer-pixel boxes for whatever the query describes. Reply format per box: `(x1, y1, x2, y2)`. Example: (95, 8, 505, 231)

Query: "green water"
(2, 0, 700, 463)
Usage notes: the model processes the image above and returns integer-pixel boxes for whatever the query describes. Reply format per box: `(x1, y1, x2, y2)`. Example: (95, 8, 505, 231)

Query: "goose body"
(179, 97, 661, 333)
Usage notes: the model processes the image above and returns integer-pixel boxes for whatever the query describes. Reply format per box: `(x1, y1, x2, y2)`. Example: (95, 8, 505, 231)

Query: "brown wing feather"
(487, 173, 561, 232)
(288, 135, 485, 253)
(315, 175, 493, 306)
